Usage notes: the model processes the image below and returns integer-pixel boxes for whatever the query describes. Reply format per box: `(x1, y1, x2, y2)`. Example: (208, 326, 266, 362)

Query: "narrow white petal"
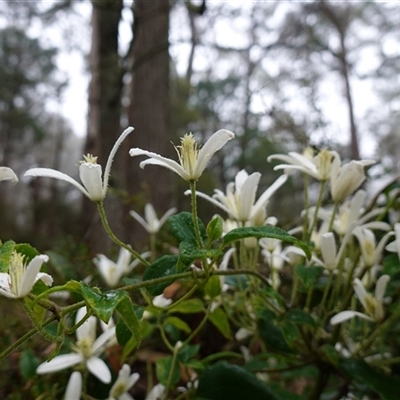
(87, 356, 112, 383)
(126, 372, 140, 389)
(36, 353, 82, 374)
(0, 166, 18, 182)
(330, 311, 372, 325)
(353, 279, 368, 310)
(65, 371, 82, 400)
(117, 248, 132, 270)
(76, 316, 97, 343)
(320, 233, 337, 269)
(25, 168, 91, 198)
(194, 129, 235, 177)
(144, 203, 158, 226)
(92, 327, 116, 354)
(194, 190, 234, 217)
(348, 190, 366, 226)
(362, 221, 392, 231)
(252, 174, 287, 218)
(35, 272, 53, 287)
(239, 172, 260, 221)
(158, 207, 177, 228)
(130, 149, 188, 179)
(127, 251, 151, 272)
(267, 154, 299, 164)
(103, 127, 134, 192)
(219, 248, 236, 271)
(129, 209, 151, 232)
(19, 255, 49, 297)
(0, 287, 17, 298)
(375, 275, 390, 302)
(79, 163, 104, 201)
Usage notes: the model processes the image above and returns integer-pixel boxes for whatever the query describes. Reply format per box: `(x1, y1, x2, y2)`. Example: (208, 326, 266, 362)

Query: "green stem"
(97, 201, 150, 266)
(163, 345, 180, 400)
(189, 180, 204, 248)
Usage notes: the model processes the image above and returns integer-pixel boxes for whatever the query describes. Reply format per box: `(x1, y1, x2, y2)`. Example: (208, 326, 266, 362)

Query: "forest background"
(1, 0, 400, 267)
(2, 1, 400, 398)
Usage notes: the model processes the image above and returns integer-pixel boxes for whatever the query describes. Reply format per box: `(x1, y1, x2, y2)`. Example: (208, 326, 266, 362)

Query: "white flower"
(189, 170, 287, 223)
(108, 364, 140, 400)
(145, 383, 165, 400)
(153, 294, 172, 308)
(129, 129, 234, 181)
(385, 222, 400, 261)
(93, 248, 150, 288)
(64, 371, 82, 400)
(0, 252, 51, 299)
(268, 148, 339, 181)
(330, 275, 390, 324)
(25, 127, 133, 202)
(0, 166, 18, 183)
(130, 204, 177, 234)
(330, 156, 375, 202)
(320, 232, 337, 271)
(353, 227, 394, 268)
(37, 307, 116, 384)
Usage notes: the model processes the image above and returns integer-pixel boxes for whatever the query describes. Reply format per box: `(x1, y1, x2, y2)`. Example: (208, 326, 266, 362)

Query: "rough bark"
(124, 0, 172, 245)
(83, 0, 124, 253)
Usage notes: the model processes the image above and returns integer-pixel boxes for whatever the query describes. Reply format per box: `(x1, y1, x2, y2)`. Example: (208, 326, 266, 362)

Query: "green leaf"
(321, 344, 339, 366)
(204, 275, 221, 299)
(285, 309, 316, 327)
(0, 240, 15, 272)
(156, 356, 180, 387)
(116, 296, 142, 349)
(280, 321, 299, 345)
(258, 314, 293, 354)
(339, 358, 400, 400)
(19, 349, 39, 379)
(295, 265, 323, 289)
(206, 216, 223, 244)
(143, 255, 179, 296)
(222, 226, 311, 259)
(196, 362, 280, 400)
(80, 283, 126, 323)
(14, 243, 40, 263)
(171, 298, 204, 314)
(164, 316, 192, 334)
(383, 254, 400, 277)
(122, 333, 139, 363)
(178, 343, 200, 363)
(209, 307, 231, 339)
(179, 241, 222, 265)
(169, 211, 207, 245)
(116, 318, 132, 347)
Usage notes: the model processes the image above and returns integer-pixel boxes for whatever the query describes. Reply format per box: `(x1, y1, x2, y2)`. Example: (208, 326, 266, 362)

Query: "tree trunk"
(125, 0, 172, 246)
(83, 0, 124, 254)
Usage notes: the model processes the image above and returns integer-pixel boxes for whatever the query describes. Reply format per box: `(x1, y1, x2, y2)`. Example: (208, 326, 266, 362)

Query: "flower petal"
(25, 168, 90, 198)
(103, 127, 134, 193)
(330, 310, 373, 325)
(239, 172, 260, 221)
(194, 129, 235, 178)
(129, 209, 151, 232)
(129, 149, 188, 179)
(65, 371, 82, 400)
(353, 278, 368, 310)
(76, 315, 97, 343)
(0, 166, 18, 182)
(19, 255, 49, 297)
(79, 163, 104, 201)
(375, 274, 390, 302)
(36, 353, 82, 374)
(158, 207, 177, 229)
(92, 326, 116, 354)
(87, 356, 112, 383)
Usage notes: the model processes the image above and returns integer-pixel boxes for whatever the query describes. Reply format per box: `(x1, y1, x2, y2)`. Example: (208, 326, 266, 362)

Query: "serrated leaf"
(156, 356, 180, 387)
(339, 358, 400, 400)
(116, 296, 142, 349)
(285, 309, 316, 327)
(0, 240, 15, 272)
(222, 226, 311, 259)
(169, 211, 207, 245)
(80, 283, 126, 323)
(143, 255, 179, 296)
(295, 265, 323, 289)
(164, 316, 191, 334)
(196, 362, 280, 400)
(209, 307, 231, 339)
(179, 241, 222, 265)
(206, 216, 223, 244)
(170, 298, 204, 314)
